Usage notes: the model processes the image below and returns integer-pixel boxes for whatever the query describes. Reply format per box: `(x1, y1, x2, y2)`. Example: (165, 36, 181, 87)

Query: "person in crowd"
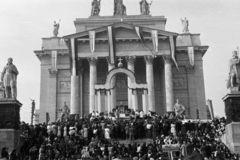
(1, 147, 9, 160)
(14, 109, 240, 160)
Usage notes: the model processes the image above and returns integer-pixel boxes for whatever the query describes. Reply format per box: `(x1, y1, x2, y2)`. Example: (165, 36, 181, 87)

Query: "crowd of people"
(1, 110, 240, 160)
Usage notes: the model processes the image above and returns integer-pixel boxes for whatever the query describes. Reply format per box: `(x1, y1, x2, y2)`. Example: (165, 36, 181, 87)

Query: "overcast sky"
(0, 0, 240, 123)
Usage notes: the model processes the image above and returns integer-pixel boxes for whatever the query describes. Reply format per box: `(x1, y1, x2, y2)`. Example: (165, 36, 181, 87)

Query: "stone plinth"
(223, 92, 240, 124)
(222, 122, 240, 154)
(0, 129, 20, 152)
(0, 99, 22, 151)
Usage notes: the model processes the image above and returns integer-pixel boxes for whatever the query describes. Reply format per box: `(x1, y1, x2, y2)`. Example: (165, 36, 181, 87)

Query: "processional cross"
(117, 57, 123, 67)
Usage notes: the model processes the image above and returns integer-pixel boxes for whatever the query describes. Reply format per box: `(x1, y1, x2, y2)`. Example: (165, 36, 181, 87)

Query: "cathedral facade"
(34, 14, 208, 123)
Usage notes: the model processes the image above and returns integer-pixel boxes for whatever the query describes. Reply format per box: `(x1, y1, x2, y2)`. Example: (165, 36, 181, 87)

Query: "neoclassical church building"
(34, 5, 208, 123)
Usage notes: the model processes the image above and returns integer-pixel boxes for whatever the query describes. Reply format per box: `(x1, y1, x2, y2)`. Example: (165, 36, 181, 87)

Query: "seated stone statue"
(61, 102, 70, 121)
(174, 99, 185, 117)
(227, 50, 240, 89)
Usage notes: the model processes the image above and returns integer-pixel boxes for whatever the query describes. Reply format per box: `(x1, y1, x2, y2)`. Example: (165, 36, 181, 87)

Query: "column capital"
(125, 56, 136, 65)
(87, 57, 98, 66)
(162, 55, 172, 64)
(144, 55, 154, 64)
(185, 65, 195, 73)
(48, 68, 58, 78)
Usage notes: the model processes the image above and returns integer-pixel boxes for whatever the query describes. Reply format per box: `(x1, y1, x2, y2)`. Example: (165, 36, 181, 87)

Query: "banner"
(107, 26, 116, 65)
(135, 26, 156, 56)
(135, 26, 144, 41)
(89, 31, 95, 53)
(151, 30, 158, 52)
(169, 36, 179, 71)
(187, 46, 194, 66)
(162, 144, 180, 152)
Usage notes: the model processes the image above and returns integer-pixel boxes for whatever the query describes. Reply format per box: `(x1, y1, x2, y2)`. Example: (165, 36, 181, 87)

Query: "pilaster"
(185, 65, 196, 118)
(48, 68, 58, 122)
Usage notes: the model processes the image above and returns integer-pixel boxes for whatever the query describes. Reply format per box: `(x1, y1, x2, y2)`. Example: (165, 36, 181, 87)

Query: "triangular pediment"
(63, 22, 178, 40)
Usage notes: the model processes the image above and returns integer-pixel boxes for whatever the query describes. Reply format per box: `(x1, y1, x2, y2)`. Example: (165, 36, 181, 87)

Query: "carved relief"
(60, 81, 71, 90)
(49, 68, 58, 78)
(173, 78, 184, 87)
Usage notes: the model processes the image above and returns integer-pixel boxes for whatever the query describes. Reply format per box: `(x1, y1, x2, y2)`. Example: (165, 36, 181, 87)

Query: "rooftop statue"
(91, 0, 101, 16)
(140, 0, 152, 15)
(114, 0, 126, 15)
(227, 50, 240, 89)
(53, 20, 60, 37)
(1, 58, 19, 99)
(174, 99, 185, 117)
(181, 17, 189, 33)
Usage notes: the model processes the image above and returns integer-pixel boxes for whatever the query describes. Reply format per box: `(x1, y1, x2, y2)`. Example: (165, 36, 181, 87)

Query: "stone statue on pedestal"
(91, 0, 101, 16)
(53, 20, 60, 37)
(174, 99, 185, 117)
(181, 17, 189, 33)
(61, 102, 70, 120)
(114, 0, 126, 15)
(139, 0, 152, 15)
(1, 58, 18, 99)
(227, 50, 240, 89)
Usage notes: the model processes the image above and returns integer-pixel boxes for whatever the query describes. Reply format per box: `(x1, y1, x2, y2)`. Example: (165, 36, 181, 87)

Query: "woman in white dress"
(104, 127, 110, 139)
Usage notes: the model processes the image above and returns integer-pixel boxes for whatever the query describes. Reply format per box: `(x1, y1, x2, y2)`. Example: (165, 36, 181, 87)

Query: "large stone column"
(70, 38, 80, 115)
(125, 56, 136, 110)
(144, 55, 155, 112)
(142, 90, 148, 114)
(97, 91, 101, 112)
(107, 91, 111, 112)
(79, 68, 83, 116)
(132, 90, 138, 110)
(163, 55, 174, 112)
(107, 58, 116, 112)
(88, 57, 98, 113)
(70, 75, 79, 115)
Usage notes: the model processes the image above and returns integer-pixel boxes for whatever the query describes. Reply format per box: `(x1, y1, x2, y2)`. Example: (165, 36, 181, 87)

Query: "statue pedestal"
(0, 129, 20, 151)
(222, 93, 240, 154)
(0, 99, 22, 151)
(223, 93, 240, 124)
(221, 122, 240, 154)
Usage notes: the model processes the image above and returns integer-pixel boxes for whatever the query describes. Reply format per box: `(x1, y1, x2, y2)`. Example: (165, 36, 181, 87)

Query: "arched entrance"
(95, 67, 148, 112)
(95, 67, 148, 90)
